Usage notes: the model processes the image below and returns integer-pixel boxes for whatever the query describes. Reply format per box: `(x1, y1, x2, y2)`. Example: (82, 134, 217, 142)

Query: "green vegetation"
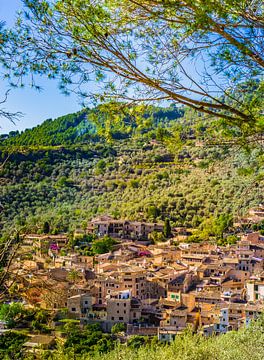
(127, 335, 148, 349)
(0, 2, 263, 358)
(91, 236, 117, 255)
(43, 221, 50, 235)
(47, 316, 264, 359)
(0, 106, 263, 239)
(2, 1, 263, 142)
(252, 220, 264, 236)
(0, 307, 263, 359)
(189, 214, 234, 243)
(111, 322, 126, 335)
(148, 231, 166, 244)
(63, 323, 116, 355)
(67, 234, 117, 256)
(0, 331, 28, 360)
(0, 104, 182, 147)
(1, 110, 96, 147)
(0, 302, 51, 333)
(0, 302, 27, 328)
(163, 219, 172, 239)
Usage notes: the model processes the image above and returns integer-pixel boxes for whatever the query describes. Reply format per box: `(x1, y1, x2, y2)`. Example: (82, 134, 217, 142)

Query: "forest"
(0, 105, 263, 240)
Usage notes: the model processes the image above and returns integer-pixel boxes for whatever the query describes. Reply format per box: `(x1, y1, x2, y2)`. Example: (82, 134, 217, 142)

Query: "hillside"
(0, 106, 263, 238)
(0, 104, 183, 146)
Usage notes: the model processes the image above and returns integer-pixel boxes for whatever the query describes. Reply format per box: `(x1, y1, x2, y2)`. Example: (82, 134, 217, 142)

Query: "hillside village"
(0, 1, 263, 358)
(1, 105, 264, 356)
(3, 205, 264, 351)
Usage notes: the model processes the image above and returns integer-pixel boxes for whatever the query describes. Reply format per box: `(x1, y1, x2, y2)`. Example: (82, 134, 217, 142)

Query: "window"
(119, 317, 123, 320)
(111, 317, 114, 320)
(84, 301, 88, 305)
(71, 307, 76, 312)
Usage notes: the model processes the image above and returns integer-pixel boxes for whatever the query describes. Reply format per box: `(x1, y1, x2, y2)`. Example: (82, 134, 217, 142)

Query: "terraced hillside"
(0, 106, 263, 237)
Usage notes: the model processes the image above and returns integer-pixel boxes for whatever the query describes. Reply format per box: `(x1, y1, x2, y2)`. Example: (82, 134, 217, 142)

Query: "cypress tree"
(164, 218, 172, 238)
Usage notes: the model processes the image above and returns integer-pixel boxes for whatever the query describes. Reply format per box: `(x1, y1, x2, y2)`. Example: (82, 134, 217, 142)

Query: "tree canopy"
(0, 0, 263, 143)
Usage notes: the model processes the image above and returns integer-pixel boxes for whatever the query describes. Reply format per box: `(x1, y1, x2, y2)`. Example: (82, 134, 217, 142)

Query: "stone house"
(106, 290, 141, 324)
(89, 216, 164, 240)
(67, 293, 94, 318)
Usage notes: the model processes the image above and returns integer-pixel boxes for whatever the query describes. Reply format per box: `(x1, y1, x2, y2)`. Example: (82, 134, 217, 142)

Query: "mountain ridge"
(0, 104, 184, 147)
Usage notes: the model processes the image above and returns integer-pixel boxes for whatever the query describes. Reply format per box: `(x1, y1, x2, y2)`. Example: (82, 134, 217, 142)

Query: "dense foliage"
(1, 110, 95, 146)
(0, 106, 263, 239)
(1, 1, 263, 141)
(0, 302, 51, 332)
(0, 104, 182, 146)
(46, 316, 264, 360)
(0, 331, 28, 360)
(63, 323, 115, 355)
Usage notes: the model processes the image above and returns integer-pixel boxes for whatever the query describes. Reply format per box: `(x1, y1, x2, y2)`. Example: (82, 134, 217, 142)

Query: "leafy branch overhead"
(0, 0, 263, 141)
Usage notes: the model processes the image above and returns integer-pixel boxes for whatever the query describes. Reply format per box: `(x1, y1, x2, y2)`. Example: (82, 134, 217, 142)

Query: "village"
(3, 205, 264, 351)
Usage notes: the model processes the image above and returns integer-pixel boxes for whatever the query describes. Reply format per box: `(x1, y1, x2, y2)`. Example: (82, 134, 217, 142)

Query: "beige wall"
(106, 298, 131, 323)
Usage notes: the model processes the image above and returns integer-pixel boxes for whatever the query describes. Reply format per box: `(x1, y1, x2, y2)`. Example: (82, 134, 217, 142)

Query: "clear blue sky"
(0, 0, 81, 134)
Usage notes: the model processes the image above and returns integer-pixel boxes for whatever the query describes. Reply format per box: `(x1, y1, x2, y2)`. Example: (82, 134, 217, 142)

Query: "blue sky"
(0, 0, 81, 134)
